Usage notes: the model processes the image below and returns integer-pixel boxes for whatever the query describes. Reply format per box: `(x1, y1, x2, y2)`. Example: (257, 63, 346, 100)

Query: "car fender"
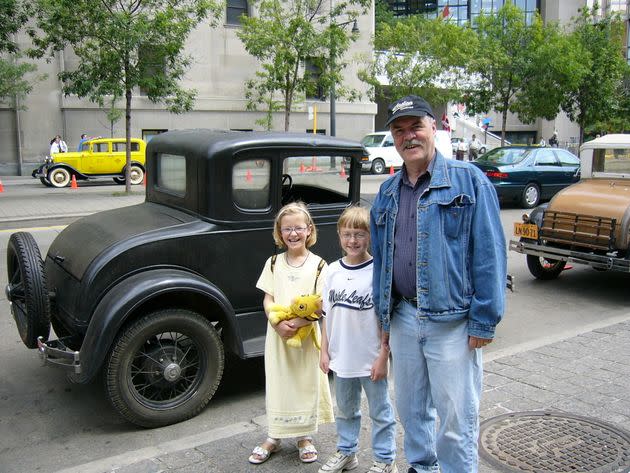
(46, 163, 90, 180)
(69, 268, 236, 383)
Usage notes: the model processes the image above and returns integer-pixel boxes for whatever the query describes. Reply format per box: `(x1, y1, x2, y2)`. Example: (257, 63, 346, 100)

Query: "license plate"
(514, 223, 538, 239)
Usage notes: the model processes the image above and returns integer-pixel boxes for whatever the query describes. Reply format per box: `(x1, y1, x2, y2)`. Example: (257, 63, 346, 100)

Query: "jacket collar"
(382, 150, 451, 197)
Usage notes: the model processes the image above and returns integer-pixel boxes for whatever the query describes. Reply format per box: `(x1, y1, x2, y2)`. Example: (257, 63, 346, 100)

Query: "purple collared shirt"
(392, 157, 436, 299)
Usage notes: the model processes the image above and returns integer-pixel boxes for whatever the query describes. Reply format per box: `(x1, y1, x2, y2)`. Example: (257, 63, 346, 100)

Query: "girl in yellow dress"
(249, 202, 334, 465)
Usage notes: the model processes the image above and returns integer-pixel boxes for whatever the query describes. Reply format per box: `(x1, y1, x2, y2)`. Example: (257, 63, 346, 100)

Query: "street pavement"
(1, 176, 629, 473)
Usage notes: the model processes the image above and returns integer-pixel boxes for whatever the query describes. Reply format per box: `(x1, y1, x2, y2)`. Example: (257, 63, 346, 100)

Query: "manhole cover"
(479, 411, 630, 473)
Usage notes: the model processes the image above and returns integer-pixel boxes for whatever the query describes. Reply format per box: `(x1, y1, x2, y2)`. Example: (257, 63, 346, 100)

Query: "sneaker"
(318, 451, 359, 472)
(367, 461, 398, 473)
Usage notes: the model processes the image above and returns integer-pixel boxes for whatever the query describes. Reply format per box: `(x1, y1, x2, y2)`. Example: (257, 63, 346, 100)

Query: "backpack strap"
(312, 257, 325, 294)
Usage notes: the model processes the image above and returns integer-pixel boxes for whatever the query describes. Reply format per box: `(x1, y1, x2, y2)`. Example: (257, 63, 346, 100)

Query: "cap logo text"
(392, 101, 414, 114)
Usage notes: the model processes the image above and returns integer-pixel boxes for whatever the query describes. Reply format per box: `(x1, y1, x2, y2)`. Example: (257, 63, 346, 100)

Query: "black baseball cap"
(385, 95, 434, 127)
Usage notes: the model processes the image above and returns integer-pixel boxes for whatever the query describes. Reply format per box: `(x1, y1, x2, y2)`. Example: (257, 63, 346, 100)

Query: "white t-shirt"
(322, 258, 380, 378)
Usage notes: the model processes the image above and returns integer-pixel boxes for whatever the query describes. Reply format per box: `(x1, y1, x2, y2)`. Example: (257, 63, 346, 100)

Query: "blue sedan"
(471, 146, 580, 208)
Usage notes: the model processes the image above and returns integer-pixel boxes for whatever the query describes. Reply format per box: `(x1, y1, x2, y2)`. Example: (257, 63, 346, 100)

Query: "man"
(468, 133, 482, 161)
(370, 95, 506, 473)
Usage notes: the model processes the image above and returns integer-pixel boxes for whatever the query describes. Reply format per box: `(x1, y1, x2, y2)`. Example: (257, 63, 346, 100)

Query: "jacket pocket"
(439, 194, 472, 239)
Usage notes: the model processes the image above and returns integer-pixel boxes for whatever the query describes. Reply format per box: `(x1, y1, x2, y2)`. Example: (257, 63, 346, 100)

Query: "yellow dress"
(256, 252, 334, 438)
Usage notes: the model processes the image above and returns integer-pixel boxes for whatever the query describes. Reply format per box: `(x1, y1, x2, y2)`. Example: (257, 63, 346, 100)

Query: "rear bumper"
(509, 239, 630, 272)
(37, 336, 82, 374)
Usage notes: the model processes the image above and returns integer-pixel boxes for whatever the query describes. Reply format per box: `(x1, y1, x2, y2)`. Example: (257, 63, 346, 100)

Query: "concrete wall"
(1, 7, 376, 175)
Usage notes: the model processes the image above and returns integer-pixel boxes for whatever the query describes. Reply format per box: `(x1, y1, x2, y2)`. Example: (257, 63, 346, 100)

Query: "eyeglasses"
(281, 226, 309, 234)
(339, 231, 368, 241)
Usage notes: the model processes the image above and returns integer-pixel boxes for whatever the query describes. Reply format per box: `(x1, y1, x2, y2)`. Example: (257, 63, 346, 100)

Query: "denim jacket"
(370, 151, 506, 339)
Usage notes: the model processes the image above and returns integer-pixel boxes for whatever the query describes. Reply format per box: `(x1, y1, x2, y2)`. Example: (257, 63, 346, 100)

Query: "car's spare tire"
(6, 232, 51, 348)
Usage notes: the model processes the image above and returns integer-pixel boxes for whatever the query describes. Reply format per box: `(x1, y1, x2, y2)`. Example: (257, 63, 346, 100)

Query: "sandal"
(297, 438, 318, 463)
(248, 438, 281, 464)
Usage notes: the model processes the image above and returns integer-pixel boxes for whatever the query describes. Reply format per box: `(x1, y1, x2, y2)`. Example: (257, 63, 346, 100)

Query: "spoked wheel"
(40, 177, 53, 187)
(6, 232, 51, 348)
(526, 255, 566, 280)
(105, 309, 224, 428)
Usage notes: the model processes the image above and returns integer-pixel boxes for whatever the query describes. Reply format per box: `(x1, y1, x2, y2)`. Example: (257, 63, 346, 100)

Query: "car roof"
(148, 129, 366, 158)
(581, 134, 630, 150)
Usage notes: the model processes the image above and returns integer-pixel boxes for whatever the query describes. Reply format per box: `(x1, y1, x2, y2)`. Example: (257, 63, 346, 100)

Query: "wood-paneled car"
(510, 134, 630, 279)
(6, 130, 366, 427)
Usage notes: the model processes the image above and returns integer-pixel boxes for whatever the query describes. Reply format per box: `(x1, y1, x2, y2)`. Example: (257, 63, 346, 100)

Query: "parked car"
(32, 137, 147, 188)
(471, 145, 581, 208)
(510, 134, 630, 279)
(7, 130, 366, 427)
(358, 130, 452, 174)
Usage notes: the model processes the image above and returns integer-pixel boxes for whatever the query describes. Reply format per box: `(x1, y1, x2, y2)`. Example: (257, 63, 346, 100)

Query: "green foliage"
(367, 14, 478, 105)
(0, 0, 42, 105)
(561, 5, 630, 142)
(28, 0, 222, 190)
(237, 0, 369, 131)
(464, 3, 587, 143)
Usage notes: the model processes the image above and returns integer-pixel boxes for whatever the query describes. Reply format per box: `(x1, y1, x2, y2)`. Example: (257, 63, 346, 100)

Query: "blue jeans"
(333, 374, 397, 463)
(390, 300, 482, 473)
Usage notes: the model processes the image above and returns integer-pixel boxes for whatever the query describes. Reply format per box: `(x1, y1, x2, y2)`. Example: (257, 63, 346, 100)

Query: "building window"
(143, 129, 168, 143)
(227, 0, 248, 25)
(138, 46, 166, 96)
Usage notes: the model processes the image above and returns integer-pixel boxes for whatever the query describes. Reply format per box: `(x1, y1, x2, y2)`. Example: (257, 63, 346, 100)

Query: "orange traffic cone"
(300, 162, 305, 173)
(340, 166, 347, 178)
(246, 169, 253, 182)
(389, 166, 395, 175)
(70, 175, 78, 189)
(0, 179, 4, 193)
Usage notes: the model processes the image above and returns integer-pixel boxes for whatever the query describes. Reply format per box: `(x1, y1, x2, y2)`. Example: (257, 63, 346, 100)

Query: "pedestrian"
(249, 202, 334, 465)
(77, 133, 102, 151)
(49, 135, 68, 155)
(549, 131, 559, 147)
(370, 95, 507, 473)
(468, 134, 482, 161)
(455, 138, 466, 161)
(539, 137, 546, 146)
(318, 206, 397, 473)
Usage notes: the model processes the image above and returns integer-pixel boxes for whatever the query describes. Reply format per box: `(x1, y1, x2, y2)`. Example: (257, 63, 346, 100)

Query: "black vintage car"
(6, 130, 366, 427)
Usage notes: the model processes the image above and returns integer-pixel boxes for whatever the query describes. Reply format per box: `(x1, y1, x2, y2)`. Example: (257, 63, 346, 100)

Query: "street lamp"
(329, 19, 359, 138)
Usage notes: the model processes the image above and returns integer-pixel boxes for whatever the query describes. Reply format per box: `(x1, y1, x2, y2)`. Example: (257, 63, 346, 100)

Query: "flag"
(441, 113, 451, 132)
(442, 5, 450, 18)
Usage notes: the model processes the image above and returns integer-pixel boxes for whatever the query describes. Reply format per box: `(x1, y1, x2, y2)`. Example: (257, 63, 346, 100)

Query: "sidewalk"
(56, 319, 630, 473)
(0, 176, 144, 226)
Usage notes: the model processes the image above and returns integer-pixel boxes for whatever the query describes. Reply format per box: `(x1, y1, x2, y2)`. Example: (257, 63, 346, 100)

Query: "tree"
(0, 1, 40, 105)
(365, 14, 479, 106)
(465, 3, 587, 145)
(561, 5, 630, 144)
(237, 0, 369, 131)
(28, 0, 222, 192)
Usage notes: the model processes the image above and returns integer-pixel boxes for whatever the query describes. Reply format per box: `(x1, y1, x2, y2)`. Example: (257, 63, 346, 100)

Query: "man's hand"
(320, 351, 330, 374)
(469, 336, 493, 349)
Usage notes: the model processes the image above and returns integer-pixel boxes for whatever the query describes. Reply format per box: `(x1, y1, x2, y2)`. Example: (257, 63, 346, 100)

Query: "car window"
(158, 153, 186, 195)
(383, 136, 394, 147)
(282, 155, 350, 207)
(555, 149, 580, 167)
(534, 149, 558, 166)
(233, 159, 270, 210)
(93, 143, 109, 153)
(113, 142, 140, 153)
(361, 134, 385, 148)
(593, 148, 630, 174)
(476, 147, 529, 165)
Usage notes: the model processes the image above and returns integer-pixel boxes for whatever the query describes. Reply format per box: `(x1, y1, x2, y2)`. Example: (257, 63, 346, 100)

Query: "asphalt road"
(1, 181, 629, 472)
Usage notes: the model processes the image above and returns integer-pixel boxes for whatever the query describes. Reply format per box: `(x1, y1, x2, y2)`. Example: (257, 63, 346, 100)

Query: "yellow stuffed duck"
(268, 294, 322, 349)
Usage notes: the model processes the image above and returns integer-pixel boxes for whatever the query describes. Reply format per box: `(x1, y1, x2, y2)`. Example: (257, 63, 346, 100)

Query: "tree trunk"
(501, 110, 508, 146)
(125, 86, 132, 194)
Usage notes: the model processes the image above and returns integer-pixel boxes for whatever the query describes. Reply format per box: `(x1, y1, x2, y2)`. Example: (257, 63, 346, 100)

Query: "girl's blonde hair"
(337, 205, 370, 233)
(273, 201, 317, 249)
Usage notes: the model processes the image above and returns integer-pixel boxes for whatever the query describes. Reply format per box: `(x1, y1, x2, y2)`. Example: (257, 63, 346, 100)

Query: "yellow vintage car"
(33, 137, 146, 188)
